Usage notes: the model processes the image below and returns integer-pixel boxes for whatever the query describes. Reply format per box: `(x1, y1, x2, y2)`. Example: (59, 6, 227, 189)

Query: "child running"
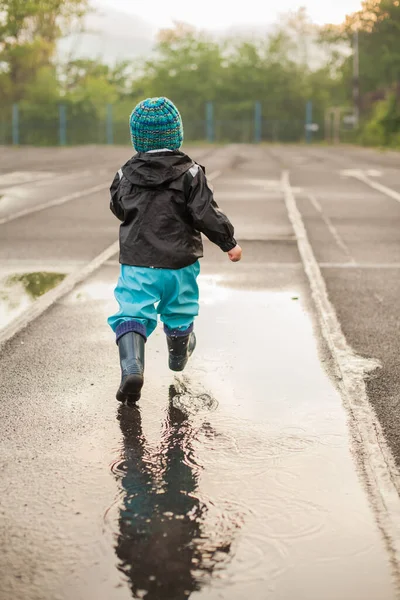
(108, 97, 242, 403)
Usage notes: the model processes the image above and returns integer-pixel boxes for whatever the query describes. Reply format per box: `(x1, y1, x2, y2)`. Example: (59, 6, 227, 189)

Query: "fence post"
(106, 104, 114, 145)
(273, 120, 279, 142)
(305, 100, 313, 144)
(254, 102, 262, 143)
(59, 104, 67, 146)
(205, 101, 214, 143)
(12, 103, 19, 145)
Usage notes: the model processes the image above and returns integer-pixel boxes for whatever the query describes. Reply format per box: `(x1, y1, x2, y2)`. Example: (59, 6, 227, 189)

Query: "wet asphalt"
(1, 145, 400, 599)
(268, 145, 400, 470)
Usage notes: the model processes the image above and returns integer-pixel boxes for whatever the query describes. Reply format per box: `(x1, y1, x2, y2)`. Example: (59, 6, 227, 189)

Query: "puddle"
(103, 278, 398, 600)
(2, 266, 395, 599)
(0, 271, 66, 329)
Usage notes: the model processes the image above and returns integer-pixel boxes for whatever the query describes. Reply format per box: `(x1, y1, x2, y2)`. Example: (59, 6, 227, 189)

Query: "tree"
(0, 0, 88, 103)
(321, 0, 400, 98)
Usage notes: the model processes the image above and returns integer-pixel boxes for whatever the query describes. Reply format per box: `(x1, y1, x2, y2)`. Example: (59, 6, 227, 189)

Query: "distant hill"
(57, 5, 325, 70)
(57, 5, 276, 64)
(57, 5, 155, 64)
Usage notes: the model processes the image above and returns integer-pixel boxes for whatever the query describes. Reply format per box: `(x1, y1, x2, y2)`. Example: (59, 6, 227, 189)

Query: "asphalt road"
(1, 144, 400, 600)
(268, 145, 400, 467)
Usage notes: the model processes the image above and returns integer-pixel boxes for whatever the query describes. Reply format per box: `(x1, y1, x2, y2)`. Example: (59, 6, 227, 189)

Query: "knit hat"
(129, 97, 184, 153)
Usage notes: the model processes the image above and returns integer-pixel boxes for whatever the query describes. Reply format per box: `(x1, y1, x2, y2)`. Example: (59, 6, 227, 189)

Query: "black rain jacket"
(110, 151, 237, 269)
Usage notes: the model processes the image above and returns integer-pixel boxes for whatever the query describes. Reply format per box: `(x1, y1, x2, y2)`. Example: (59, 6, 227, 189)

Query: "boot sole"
(116, 374, 144, 403)
(169, 359, 188, 372)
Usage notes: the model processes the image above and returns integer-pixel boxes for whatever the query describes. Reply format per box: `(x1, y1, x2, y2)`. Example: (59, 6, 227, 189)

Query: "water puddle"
(102, 275, 398, 600)
(0, 271, 66, 329)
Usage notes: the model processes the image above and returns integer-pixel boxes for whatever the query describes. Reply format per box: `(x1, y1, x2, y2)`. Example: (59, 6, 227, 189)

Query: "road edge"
(281, 169, 400, 572)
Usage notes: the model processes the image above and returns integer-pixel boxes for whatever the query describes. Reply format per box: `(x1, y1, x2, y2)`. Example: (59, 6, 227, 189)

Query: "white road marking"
(0, 169, 99, 192)
(340, 169, 363, 178)
(0, 171, 54, 187)
(248, 178, 282, 189)
(344, 171, 400, 204)
(281, 169, 400, 568)
(0, 183, 109, 225)
(307, 193, 357, 264)
(340, 169, 383, 179)
(319, 263, 400, 269)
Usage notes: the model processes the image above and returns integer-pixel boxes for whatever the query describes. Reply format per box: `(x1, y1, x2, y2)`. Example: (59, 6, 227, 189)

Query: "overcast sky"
(96, 0, 363, 31)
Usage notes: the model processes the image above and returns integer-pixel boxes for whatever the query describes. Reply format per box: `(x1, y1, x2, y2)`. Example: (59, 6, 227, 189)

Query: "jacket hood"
(122, 151, 194, 187)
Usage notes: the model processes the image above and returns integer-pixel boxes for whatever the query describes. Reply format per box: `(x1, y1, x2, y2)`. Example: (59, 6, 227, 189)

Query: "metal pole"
(206, 101, 214, 143)
(12, 103, 19, 145)
(305, 100, 313, 144)
(59, 104, 67, 146)
(106, 104, 114, 145)
(325, 110, 333, 144)
(273, 120, 279, 142)
(334, 108, 341, 144)
(254, 101, 262, 143)
(353, 30, 360, 127)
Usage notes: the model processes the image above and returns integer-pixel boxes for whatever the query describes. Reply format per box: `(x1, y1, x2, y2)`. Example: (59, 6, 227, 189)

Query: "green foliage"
(0, 0, 88, 102)
(360, 93, 400, 146)
(2, 1, 400, 146)
(319, 0, 400, 147)
(130, 14, 329, 140)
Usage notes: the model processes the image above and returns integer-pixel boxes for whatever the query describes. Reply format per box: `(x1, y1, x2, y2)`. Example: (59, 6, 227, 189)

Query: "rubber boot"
(166, 332, 196, 372)
(116, 332, 145, 403)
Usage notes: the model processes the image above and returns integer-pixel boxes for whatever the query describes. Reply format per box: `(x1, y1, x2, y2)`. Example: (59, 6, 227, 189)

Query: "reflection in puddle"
(0, 271, 66, 328)
(111, 385, 242, 599)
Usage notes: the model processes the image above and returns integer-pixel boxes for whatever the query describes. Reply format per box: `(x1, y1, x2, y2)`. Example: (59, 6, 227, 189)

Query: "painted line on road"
(0, 168, 105, 192)
(320, 262, 400, 269)
(347, 171, 400, 204)
(0, 169, 221, 226)
(0, 170, 222, 347)
(282, 169, 400, 571)
(0, 183, 109, 226)
(307, 194, 357, 265)
(0, 171, 54, 187)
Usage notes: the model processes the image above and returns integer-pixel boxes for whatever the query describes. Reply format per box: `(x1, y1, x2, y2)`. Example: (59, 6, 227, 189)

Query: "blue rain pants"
(108, 261, 200, 342)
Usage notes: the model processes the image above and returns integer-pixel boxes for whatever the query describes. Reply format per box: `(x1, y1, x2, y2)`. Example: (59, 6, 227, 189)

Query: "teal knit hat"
(129, 97, 184, 152)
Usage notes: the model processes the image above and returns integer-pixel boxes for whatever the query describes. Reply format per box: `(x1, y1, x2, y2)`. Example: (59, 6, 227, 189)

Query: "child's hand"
(228, 245, 242, 262)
